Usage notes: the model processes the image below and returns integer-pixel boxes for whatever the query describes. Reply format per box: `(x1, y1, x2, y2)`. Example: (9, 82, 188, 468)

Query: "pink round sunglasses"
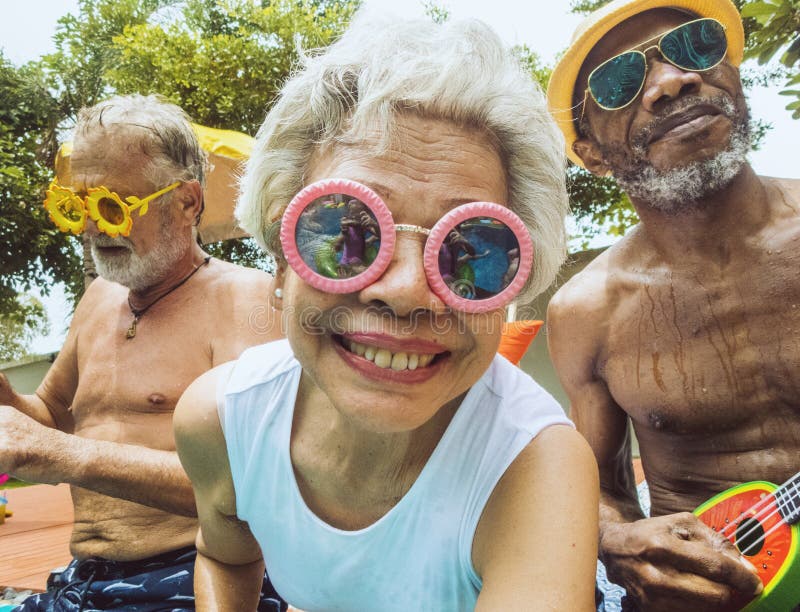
(279, 179, 533, 314)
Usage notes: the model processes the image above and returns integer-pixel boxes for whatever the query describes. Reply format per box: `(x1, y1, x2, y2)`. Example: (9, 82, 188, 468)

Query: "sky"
(2, 0, 799, 354)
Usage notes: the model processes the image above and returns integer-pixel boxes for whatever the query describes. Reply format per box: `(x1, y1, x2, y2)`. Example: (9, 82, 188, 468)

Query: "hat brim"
(546, 0, 744, 168)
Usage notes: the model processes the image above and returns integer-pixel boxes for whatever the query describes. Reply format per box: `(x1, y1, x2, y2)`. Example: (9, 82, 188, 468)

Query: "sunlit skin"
(574, 9, 747, 174)
(0, 123, 282, 561)
(284, 118, 507, 439)
(549, 8, 800, 612)
(176, 114, 599, 610)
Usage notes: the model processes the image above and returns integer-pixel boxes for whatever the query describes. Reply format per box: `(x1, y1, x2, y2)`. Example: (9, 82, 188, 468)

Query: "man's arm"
(174, 366, 266, 610)
(0, 280, 198, 514)
(473, 425, 599, 610)
(547, 283, 762, 611)
(0, 405, 197, 514)
(1, 293, 83, 431)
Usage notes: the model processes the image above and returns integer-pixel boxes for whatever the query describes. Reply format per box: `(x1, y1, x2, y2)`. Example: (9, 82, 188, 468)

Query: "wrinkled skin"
(550, 8, 800, 611)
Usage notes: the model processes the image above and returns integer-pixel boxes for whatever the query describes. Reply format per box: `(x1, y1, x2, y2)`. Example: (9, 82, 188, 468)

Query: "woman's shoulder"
(474, 355, 572, 435)
(225, 338, 300, 395)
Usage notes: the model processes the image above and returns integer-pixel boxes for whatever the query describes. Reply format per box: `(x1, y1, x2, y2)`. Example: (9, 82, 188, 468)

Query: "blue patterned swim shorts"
(13, 546, 285, 612)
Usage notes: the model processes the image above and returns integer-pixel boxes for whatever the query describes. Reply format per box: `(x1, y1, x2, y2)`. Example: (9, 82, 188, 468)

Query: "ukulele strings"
(739, 514, 790, 557)
(717, 481, 794, 539)
(717, 495, 778, 538)
(714, 474, 799, 558)
(715, 498, 788, 557)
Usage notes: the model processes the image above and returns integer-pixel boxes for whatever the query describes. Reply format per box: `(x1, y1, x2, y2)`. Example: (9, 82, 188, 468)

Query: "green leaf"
(742, 2, 779, 23)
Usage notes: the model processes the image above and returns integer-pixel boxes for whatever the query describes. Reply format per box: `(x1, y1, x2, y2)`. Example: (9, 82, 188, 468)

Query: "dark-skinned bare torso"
(548, 7, 797, 608)
(568, 173, 800, 517)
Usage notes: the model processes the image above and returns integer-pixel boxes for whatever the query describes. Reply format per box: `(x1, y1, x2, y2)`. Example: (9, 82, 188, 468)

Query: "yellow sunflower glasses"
(43, 179, 180, 238)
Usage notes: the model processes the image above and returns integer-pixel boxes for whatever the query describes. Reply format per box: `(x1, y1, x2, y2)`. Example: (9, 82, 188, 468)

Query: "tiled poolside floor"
(0, 484, 73, 591)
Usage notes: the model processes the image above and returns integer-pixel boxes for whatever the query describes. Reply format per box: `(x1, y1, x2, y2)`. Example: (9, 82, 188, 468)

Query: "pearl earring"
(274, 288, 283, 299)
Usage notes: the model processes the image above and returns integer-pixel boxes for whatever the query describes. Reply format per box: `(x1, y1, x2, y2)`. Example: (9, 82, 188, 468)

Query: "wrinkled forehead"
(574, 8, 696, 103)
(70, 125, 152, 188)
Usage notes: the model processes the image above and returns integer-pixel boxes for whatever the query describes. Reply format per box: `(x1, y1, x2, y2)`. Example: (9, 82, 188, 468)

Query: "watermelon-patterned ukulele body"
(694, 471, 800, 611)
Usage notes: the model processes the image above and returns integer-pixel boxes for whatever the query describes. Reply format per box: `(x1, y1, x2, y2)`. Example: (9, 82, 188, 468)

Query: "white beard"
(603, 95, 751, 214)
(90, 221, 191, 291)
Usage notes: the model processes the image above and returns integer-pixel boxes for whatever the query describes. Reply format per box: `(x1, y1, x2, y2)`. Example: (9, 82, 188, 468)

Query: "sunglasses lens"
(438, 217, 522, 301)
(661, 18, 727, 71)
(97, 198, 126, 225)
(294, 195, 382, 280)
(57, 195, 84, 223)
(588, 51, 646, 110)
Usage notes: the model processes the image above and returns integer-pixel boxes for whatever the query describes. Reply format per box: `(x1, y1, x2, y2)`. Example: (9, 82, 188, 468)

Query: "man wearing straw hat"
(0, 94, 285, 611)
(546, 0, 800, 609)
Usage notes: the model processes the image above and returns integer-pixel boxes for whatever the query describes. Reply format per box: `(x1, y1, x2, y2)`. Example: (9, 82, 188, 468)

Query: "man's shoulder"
(203, 259, 276, 299)
(75, 276, 126, 312)
(549, 234, 648, 327)
(761, 175, 800, 190)
(550, 248, 614, 313)
(762, 175, 800, 211)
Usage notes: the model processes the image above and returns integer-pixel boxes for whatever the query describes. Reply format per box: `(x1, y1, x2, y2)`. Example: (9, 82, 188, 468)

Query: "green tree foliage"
(0, 0, 357, 320)
(0, 294, 50, 362)
(0, 53, 82, 317)
(741, 0, 800, 118)
(43, 0, 169, 123)
(108, 0, 357, 134)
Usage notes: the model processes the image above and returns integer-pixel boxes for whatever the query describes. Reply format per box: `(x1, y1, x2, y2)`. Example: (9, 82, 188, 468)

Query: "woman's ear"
(572, 139, 612, 177)
(271, 263, 287, 310)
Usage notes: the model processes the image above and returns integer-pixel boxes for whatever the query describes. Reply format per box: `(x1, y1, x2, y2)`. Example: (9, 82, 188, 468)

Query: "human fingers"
(673, 514, 763, 594)
(604, 514, 761, 610)
(654, 537, 762, 594)
(0, 372, 15, 405)
(623, 562, 759, 612)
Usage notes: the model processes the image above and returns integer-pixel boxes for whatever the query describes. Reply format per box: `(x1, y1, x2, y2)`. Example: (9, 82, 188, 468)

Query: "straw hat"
(546, 0, 744, 167)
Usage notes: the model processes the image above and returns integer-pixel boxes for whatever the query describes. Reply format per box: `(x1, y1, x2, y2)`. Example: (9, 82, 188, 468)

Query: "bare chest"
(72, 302, 214, 443)
(600, 260, 800, 435)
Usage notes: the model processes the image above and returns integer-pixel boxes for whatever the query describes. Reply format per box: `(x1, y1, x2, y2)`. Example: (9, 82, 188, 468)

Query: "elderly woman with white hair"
(175, 11, 599, 611)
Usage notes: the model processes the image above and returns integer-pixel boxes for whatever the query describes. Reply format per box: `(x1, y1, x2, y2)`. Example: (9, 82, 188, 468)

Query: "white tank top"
(218, 339, 572, 612)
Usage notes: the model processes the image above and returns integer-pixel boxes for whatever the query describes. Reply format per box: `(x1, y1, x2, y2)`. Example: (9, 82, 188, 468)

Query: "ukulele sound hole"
(735, 518, 764, 556)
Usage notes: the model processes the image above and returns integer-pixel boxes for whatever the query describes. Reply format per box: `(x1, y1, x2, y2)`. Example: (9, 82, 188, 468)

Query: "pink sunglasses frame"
(279, 178, 533, 313)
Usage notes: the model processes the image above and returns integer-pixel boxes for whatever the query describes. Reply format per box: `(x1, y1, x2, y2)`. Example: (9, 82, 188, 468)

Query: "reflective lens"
(438, 216, 521, 301)
(57, 195, 85, 223)
(587, 18, 727, 111)
(588, 51, 647, 110)
(293, 194, 382, 280)
(660, 18, 727, 71)
(96, 197, 126, 225)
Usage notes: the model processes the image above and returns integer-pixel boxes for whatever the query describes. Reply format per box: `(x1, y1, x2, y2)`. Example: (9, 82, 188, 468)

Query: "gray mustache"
(633, 94, 737, 149)
(91, 235, 133, 249)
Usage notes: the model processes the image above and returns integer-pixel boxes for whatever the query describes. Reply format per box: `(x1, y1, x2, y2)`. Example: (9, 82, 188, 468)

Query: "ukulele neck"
(776, 472, 800, 525)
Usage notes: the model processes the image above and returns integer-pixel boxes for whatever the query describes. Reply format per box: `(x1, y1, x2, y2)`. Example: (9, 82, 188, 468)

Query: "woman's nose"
(358, 234, 448, 317)
(640, 58, 703, 112)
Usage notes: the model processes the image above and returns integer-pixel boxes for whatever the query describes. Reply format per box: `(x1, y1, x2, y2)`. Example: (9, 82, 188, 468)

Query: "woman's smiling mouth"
(334, 334, 446, 373)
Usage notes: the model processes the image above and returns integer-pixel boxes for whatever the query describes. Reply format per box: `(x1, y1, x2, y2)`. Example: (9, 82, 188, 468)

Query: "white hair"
(74, 94, 207, 189)
(237, 11, 569, 302)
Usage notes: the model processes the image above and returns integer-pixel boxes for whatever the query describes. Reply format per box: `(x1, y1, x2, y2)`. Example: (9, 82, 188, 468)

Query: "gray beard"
(90, 223, 191, 291)
(603, 95, 751, 214)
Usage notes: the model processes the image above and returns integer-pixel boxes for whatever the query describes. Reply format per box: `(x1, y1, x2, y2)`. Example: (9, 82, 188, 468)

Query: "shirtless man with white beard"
(0, 94, 285, 611)
(546, 1, 800, 610)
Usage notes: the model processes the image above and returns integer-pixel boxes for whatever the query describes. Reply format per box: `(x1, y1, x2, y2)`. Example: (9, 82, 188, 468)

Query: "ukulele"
(694, 471, 800, 612)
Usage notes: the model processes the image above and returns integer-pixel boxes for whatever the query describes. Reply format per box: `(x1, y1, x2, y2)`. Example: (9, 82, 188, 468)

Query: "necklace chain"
(125, 256, 211, 339)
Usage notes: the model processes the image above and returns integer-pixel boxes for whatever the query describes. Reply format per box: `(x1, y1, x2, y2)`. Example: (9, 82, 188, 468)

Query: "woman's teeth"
(346, 340, 435, 371)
